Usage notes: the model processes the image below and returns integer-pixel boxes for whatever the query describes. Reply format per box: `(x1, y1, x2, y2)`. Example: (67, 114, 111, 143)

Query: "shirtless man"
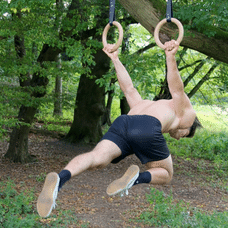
(37, 40, 202, 218)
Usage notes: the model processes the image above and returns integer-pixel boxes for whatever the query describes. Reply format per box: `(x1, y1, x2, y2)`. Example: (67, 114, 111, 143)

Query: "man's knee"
(164, 169, 173, 184)
(161, 165, 173, 184)
(146, 166, 173, 185)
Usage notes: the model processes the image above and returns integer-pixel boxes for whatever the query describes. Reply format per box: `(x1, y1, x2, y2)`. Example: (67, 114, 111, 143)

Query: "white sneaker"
(106, 165, 139, 196)
(37, 172, 60, 218)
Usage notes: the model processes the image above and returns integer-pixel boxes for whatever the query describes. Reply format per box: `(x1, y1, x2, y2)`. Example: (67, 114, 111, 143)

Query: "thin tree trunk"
(120, 25, 130, 114)
(183, 58, 209, 87)
(53, 54, 63, 116)
(188, 63, 219, 98)
(153, 64, 172, 100)
(102, 78, 116, 126)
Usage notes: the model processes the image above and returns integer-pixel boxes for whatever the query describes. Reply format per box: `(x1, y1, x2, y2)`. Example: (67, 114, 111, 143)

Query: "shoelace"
(53, 202, 57, 209)
(120, 188, 129, 197)
(53, 184, 59, 209)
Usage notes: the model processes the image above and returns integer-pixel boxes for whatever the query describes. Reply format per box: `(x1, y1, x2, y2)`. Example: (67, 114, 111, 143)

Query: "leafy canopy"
(174, 0, 228, 38)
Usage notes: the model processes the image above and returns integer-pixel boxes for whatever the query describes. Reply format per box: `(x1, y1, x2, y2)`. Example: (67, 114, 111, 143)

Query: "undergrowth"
(0, 180, 82, 228)
(132, 188, 228, 228)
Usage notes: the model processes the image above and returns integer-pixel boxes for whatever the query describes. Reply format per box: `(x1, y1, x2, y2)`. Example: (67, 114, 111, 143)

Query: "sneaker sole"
(106, 165, 139, 196)
(37, 172, 60, 218)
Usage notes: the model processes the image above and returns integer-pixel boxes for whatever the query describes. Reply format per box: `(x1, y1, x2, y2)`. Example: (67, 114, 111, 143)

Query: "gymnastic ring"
(154, 18, 184, 49)
(102, 21, 123, 53)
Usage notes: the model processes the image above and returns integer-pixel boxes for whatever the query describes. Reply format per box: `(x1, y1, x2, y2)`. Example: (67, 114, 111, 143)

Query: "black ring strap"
(109, 0, 115, 26)
(166, 0, 173, 22)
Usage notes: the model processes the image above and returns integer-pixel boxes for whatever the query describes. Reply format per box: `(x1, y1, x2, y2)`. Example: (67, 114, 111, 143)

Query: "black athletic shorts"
(101, 115, 170, 164)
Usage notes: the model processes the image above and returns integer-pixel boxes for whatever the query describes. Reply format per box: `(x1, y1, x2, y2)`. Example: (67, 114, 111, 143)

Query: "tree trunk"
(102, 79, 116, 126)
(4, 22, 38, 163)
(53, 54, 63, 116)
(5, 0, 78, 163)
(118, 0, 228, 64)
(120, 26, 130, 115)
(65, 49, 110, 143)
(120, 96, 130, 115)
(153, 64, 172, 100)
(5, 106, 37, 163)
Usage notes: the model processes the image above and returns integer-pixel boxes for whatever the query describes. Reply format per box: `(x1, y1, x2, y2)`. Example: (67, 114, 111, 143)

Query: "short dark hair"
(186, 116, 203, 138)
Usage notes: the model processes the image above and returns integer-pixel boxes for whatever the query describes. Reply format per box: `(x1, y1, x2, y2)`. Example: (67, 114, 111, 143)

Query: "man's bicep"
(124, 87, 143, 109)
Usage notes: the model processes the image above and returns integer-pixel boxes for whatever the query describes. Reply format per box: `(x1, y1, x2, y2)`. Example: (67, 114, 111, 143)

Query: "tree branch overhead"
(118, 0, 228, 64)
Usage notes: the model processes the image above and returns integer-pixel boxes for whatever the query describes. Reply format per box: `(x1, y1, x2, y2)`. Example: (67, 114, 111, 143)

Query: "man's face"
(169, 128, 190, 140)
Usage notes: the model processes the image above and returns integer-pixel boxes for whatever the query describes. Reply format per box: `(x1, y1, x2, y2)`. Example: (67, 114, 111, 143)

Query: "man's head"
(169, 116, 203, 140)
(185, 116, 203, 138)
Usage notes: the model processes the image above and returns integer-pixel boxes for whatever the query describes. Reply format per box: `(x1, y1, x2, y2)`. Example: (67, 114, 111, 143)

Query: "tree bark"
(118, 0, 228, 64)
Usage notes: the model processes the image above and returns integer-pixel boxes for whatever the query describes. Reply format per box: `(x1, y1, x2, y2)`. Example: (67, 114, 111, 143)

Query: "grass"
(131, 188, 228, 228)
(0, 180, 87, 228)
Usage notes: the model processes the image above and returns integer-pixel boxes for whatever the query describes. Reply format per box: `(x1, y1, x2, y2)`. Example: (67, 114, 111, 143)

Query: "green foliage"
(35, 173, 47, 182)
(0, 180, 80, 227)
(133, 187, 228, 227)
(175, 0, 228, 38)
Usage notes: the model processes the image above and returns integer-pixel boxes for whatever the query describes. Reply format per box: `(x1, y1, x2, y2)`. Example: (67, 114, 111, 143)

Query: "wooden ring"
(102, 21, 123, 53)
(154, 18, 184, 49)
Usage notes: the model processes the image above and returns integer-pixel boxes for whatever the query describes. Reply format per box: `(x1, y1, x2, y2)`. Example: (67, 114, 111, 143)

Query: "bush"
(133, 188, 228, 227)
(0, 180, 78, 228)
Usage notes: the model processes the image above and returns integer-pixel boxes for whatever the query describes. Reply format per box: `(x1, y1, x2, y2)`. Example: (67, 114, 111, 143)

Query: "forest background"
(1, 0, 227, 162)
(0, 0, 228, 226)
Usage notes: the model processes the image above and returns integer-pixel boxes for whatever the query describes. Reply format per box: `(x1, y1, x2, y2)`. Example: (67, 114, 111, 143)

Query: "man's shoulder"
(179, 108, 196, 128)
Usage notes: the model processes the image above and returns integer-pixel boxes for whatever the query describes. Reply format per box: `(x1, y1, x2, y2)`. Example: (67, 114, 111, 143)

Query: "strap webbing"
(166, 0, 173, 22)
(109, 0, 115, 26)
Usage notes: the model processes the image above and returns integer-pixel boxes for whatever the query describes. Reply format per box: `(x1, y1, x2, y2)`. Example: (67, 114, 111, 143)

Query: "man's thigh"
(91, 139, 122, 166)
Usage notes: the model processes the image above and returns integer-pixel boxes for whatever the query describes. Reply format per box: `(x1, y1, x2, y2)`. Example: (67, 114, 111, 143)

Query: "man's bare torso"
(128, 99, 182, 133)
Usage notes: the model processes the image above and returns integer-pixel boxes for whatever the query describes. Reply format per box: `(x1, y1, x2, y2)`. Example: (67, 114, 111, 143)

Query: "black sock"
(133, 171, 151, 186)
(58, 170, 71, 191)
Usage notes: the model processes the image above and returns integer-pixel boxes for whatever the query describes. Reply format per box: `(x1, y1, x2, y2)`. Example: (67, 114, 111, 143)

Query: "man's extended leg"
(106, 155, 173, 196)
(37, 140, 121, 217)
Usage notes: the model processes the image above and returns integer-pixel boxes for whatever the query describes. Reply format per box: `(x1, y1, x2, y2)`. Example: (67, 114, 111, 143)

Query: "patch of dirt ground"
(0, 134, 227, 227)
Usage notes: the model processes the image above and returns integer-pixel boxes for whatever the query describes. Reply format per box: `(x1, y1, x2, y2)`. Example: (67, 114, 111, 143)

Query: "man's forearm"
(112, 58, 134, 92)
(166, 55, 184, 94)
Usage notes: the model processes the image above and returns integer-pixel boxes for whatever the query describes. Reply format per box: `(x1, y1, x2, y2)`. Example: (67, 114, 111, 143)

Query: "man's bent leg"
(106, 155, 173, 196)
(145, 155, 173, 185)
(37, 140, 121, 217)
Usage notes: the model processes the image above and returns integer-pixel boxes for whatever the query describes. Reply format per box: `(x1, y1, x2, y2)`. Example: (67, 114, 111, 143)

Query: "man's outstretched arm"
(103, 45, 142, 109)
(165, 41, 184, 96)
(165, 41, 195, 124)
